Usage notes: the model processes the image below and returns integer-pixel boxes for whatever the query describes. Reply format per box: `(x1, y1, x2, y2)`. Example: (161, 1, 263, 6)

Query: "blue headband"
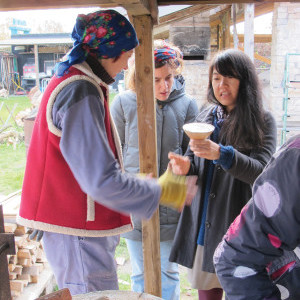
(55, 9, 139, 77)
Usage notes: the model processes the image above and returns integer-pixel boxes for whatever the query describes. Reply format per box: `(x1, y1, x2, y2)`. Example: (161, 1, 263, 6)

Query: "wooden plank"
(34, 45, 40, 89)
(147, 0, 159, 25)
(15, 264, 56, 300)
(230, 34, 272, 43)
(125, 0, 159, 24)
(0, 0, 118, 11)
(4, 222, 17, 233)
(132, 14, 161, 298)
(158, 0, 297, 5)
(36, 288, 72, 300)
(223, 10, 231, 49)
(210, 2, 274, 27)
(159, 4, 218, 25)
(238, 46, 271, 64)
(10, 280, 24, 293)
(217, 8, 230, 50)
(0, 0, 292, 12)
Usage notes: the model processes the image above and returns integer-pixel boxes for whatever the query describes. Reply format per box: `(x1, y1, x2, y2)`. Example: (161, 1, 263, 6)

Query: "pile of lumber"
(5, 224, 48, 298)
(1, 191, 52, 299)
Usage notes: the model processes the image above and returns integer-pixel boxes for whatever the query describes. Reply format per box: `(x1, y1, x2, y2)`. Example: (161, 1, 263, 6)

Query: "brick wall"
(270, 2, 300, 144)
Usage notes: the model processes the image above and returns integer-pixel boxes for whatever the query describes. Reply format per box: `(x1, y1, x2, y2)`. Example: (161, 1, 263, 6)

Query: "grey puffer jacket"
(111, 77, 199, 241)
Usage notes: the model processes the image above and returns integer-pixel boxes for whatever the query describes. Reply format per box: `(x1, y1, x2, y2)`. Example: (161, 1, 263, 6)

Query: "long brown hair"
(207, 49, 265, 150)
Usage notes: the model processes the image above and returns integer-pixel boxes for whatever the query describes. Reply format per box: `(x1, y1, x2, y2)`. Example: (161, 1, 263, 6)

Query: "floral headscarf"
(55, 9, 139, 77)
(154, 46, 182, 66)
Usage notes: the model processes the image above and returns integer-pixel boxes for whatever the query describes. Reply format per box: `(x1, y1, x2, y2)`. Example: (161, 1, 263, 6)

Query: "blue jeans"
(43, 232, 120, 295)
(125, 239, 180, 300)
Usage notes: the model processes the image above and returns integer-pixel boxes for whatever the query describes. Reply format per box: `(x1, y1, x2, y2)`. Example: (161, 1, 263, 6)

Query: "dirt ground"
(117, 259, 226, 299)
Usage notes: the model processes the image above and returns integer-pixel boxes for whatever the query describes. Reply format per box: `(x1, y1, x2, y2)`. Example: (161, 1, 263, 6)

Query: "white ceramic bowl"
(183, 122, 215, 140)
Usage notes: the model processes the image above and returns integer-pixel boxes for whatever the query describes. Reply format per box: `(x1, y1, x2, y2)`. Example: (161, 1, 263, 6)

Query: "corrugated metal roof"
(0, 33, 73, 46)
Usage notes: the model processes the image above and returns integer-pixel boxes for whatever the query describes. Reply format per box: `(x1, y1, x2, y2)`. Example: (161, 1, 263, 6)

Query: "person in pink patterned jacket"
(214, 134, 300, 300)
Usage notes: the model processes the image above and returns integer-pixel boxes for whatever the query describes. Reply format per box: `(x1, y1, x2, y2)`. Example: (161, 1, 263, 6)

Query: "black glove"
(29, 229, 44, 242)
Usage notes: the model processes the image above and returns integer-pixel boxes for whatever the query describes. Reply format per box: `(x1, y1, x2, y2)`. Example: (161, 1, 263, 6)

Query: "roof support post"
(132, 14, 162, 298)
(34, 44, 40, 89)
(244, 3, 255, 62)
(232, 4, 239, 49)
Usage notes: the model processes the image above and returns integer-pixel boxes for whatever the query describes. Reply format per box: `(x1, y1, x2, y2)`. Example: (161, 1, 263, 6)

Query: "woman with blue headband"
(18, 11, 197, 295)
(111, 39, 199, 300)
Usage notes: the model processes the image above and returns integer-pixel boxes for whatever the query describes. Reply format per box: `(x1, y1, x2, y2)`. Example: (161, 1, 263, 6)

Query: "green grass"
(118, 273, 131, 291)
(109, 91, 118, 104)
(0, 96, 32, 128)
(0, 93, 117, 197)
(179, 271, 198, 299)
(0, 96, 32, 196)
(115, 237, 130, 260)
(0, 142, 26, 195)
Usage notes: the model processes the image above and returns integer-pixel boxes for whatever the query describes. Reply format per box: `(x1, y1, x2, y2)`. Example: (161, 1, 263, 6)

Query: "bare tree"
(35, 20, 64, 33)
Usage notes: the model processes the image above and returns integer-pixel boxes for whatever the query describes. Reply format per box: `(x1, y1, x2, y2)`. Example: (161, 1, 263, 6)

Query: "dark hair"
(207, 49, 265, 150)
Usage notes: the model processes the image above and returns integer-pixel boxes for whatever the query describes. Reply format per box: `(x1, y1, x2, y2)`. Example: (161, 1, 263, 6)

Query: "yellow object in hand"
(158, 168, 187, 210)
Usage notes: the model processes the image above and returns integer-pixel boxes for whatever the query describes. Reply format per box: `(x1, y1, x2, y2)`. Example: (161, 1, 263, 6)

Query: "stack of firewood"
(5, 223, 48, 298)
(1, 192, 50, 299)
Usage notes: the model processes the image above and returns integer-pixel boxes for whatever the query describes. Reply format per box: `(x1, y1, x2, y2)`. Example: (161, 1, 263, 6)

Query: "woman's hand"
(189, 139, 221, 160)
(168, 152, 191, 175)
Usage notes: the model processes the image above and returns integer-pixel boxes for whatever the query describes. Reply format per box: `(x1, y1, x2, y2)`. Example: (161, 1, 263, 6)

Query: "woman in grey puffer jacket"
(111, 40, 198, 300)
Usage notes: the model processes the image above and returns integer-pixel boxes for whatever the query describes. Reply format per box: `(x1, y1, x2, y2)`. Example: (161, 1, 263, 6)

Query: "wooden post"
(132, 15, 162, 298)
(220, 10, 231, 50)
(34, 44, 40, 89)
(0, 205, 16, 300)
(244, 3, 255, 62)
(224, 10, 231, 49)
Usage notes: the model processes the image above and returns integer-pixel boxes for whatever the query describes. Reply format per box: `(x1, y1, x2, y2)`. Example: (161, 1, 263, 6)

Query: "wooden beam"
(210, 5, 231, 27)
(0, 0, 117, 11)
(158, 4, 218, 25)
(154, 4, 218, 38)
(125, 0, 159, 24)
(238, 46, 271, 64)
(147, 0, 159, 25)
(224, 9, 231, 49)
(1, 0, 294, 11)
(210, 2, 274, 27)
(217, 7, 230, 50)
(158, 0, 298, 4)
(132, 14, 162, 298)
(153, 24, 170, 39)
(34, 45, 40, 89)
(230, 34, 272, 43)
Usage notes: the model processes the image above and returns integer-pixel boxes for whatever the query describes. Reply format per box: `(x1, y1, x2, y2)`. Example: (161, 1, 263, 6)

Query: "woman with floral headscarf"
(17, 11, 197, 295)
(111, 40, 198, 300)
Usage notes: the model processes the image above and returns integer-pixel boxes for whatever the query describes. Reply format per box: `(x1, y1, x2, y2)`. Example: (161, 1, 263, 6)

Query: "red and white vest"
(17, 62, 132, 237)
